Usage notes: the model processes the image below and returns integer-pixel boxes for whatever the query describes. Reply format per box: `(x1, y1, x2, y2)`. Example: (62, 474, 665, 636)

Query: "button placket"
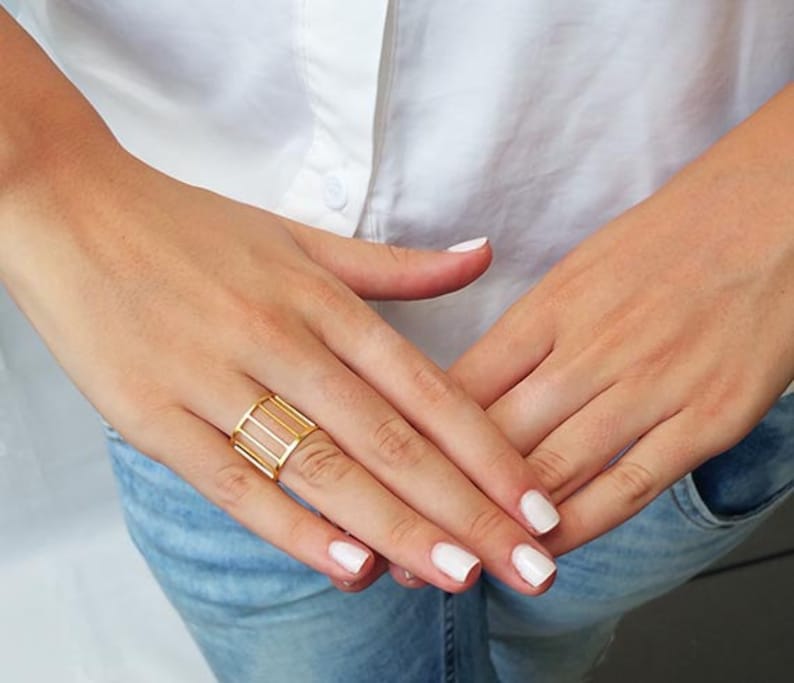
(275, 1, 391, 237)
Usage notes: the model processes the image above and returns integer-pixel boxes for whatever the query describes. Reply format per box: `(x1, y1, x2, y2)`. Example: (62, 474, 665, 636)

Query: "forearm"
(0, 8, 122, 270)
(659, 83, 794, 255)
(704, 82, 794, 173)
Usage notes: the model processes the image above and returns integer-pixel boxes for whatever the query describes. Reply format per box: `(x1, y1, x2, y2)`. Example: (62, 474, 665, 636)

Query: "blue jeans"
(106, 395, 793, 682)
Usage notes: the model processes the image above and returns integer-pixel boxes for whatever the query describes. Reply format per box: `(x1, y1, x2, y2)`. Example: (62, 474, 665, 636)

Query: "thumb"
(287, 223, 492, 300)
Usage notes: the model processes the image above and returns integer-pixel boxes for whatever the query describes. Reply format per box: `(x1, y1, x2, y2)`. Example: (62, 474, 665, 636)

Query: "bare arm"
(0, 8, 561, 594)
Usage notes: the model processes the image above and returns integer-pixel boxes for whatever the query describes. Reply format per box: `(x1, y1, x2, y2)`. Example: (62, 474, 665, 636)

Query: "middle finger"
(249, 340, 559, 593)
(315, 303, 562, 538)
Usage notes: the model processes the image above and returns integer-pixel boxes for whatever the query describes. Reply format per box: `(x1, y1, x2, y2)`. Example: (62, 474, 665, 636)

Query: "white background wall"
(0, 286, 213, 681)
(3, 1, 208, 678)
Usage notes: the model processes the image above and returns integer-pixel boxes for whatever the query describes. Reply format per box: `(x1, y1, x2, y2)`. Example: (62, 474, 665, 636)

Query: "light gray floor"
(592, 498, 794, 683)
(0, 287, 215, 681)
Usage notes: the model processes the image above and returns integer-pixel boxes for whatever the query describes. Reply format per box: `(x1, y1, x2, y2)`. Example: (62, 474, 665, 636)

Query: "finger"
(309, 302, 561, 540)
(544, 409, 697, 556)
(524, 380, 676, 503)
(280, 430, 489, 593)
(331, 555, 390, 593)
(389, 562, 429, 590)
(483, 346, 618, 457)
(322, 518, 390, 594)
(285, 221, 492, 300)
(319, 369, 557, 592)
(187, 372, 490, 593)
(448, 292, 555, 408)
(144, 409, 377, 584)
(283, 344, 558, 592)
(237, 331, 557, 593)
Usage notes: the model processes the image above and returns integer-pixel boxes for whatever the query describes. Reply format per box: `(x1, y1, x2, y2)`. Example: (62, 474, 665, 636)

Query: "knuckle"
(388, 513, 423, 547)
(608, 461, 656, 504)
(228, 296, 291, 352)
(213, 463, 258, 510)
(385, 243, 407, 265)
(245, 305, 293, 351)
(534, 366, 566, 396)
(223, 287, 271, 332)
(111, 379, 173, 434)
(314, 372, 368, 408)
(697, 373, 747, 422)
(281, 510, 313, 547)
(529, 447, 575, 495)
(308, 274, 350, 311)
(589, 413, 622, 453)
(481, 445, 516, 473)
(412, 365, 460, 405)
(292, 434, 355, 488)
(637, 339, 678, 377)
(222, 287, 255, 329)
(373, 417, 425, 469)
(221, 282, 303, 352)
(463, 507, 508, 546)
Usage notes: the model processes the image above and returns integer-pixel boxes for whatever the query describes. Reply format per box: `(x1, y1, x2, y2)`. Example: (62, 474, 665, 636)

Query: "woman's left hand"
(450, 85, 794, 556)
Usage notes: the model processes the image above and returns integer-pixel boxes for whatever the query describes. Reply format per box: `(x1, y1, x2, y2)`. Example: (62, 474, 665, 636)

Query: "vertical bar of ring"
(230, 393, 318, 481)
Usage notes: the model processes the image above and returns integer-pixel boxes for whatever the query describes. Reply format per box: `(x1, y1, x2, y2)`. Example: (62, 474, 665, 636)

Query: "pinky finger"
(388, 562, 429, 589)
(544, 410, 698, 556)
(155, 410, 377, 584)
(331, 555, 390, 593)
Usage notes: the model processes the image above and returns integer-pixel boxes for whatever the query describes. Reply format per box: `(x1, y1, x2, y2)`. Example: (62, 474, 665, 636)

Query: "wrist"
(0, 9, 126, 277)
(648, 84, 794, 265)
(0, 114, 126, 276)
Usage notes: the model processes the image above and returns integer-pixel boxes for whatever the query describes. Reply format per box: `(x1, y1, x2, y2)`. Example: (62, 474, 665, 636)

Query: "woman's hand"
(0, 8, 559, 595)
(0, 134, 561, 594)
(451, 85, 794, 556)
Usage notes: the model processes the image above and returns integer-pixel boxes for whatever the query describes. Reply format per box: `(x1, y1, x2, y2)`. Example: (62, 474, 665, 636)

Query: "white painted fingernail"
(445, 236, 488, 253)
(512, 544, 557, 587)
(431, 542, 480, 582)
(329, 541, 369, 575)
(520, 490, 560, 534)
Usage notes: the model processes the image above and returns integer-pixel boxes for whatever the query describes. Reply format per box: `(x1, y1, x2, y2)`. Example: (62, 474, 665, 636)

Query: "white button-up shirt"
(11, 0, 794, 371)
(1, 3, 793, 679)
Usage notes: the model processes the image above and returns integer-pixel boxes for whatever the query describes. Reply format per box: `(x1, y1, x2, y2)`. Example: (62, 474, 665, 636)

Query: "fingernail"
(404, 569, 416, 582)
(445, 236, 488, 253)
(520, 490, 560, 534)
(431, 542, 481, 582)
(329, 541, 369, 575)
(512, 544, 557, 587)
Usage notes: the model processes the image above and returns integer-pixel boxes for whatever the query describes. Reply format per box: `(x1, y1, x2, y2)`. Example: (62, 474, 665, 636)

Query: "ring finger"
(186, 375, 490, 593)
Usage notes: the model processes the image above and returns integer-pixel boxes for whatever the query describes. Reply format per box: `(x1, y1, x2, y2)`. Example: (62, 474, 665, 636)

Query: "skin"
(0, 9, 558, 597)
(356, 85, 794, 590)
(451, 83, 794, 556)
(2, 8, 791, 598)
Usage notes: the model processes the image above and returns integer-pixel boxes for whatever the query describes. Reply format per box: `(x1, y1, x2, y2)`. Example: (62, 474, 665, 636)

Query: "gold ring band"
(230, 392, 318, 482)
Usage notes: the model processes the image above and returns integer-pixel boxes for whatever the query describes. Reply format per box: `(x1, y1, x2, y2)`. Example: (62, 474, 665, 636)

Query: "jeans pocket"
(672, 396, 794, 530)
(672, 472, 791, 531)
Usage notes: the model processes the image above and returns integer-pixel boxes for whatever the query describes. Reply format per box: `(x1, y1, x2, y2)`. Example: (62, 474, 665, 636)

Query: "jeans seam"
(670, 476, 720, 531)
(443, 592, 455, 683)
(672, 472, 793, 531)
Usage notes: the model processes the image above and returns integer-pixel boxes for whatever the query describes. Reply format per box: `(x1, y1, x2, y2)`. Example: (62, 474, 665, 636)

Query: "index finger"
(543, 410, 695, 556)
(314, 303, 561, 537)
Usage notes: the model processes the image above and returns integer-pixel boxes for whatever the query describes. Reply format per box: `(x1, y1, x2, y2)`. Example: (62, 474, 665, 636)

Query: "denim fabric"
(106, 396, 793, 683)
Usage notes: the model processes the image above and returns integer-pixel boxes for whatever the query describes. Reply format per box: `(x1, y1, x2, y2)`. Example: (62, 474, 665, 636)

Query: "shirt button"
(323, 173, 348, 210)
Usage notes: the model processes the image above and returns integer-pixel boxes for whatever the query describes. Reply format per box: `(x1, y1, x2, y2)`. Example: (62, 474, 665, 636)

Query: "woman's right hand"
(2, 144, 561, 594)
(0, 10, 558, 596)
